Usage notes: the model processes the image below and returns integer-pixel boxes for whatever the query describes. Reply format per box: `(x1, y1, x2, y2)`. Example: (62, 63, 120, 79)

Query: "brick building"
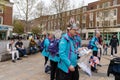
(0, 0, 13, 40)
(33, 0, 120, 42)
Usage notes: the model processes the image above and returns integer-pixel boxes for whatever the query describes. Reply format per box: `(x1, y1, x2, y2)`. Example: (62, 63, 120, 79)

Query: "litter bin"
(107, 57, 120, 80)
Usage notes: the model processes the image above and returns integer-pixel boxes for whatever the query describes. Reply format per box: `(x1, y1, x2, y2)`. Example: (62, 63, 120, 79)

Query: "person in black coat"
(109, 34, 119, 57)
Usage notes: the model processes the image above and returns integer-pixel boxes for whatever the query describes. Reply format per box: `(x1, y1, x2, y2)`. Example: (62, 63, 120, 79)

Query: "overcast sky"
(10, 0, 98, 19)
(43, 0, 98, 6)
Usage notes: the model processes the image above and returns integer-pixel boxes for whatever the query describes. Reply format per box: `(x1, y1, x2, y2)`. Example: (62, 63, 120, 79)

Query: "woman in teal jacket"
(56, 23, 79, 80)
(90, 31, 100, 72)
(42, 33, 53, 66)
(49, 38, 60, 80)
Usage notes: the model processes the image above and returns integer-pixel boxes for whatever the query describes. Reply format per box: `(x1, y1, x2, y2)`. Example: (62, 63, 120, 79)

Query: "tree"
(13, 0, 45, 32)
(78, 0, 85, 39)
(50, 0, 70, 31)
(31, 26, 42, 35)
(97, 9, 113, 41)
(35, 0, 46, 17)
(13, 20, 24, 34)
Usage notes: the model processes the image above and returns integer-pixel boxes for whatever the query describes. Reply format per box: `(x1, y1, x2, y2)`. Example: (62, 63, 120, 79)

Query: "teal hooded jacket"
(91, 36, 99, 51)
(41, 38, 50, 57)
(57, 33, 78, 73)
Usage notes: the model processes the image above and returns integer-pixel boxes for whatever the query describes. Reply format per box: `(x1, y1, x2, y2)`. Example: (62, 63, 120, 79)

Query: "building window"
(71, 10, 75, 15)
(96, 12, 99, 17)
(82, 23, 86, 28)
(103, 10, 109, 17)
(113, 0, 117, 5)
(97, 5, 99, 9)
(97, 22, 99, 27)
(67, 11, 70, 16)
(114, 20, 117, 25)
(103, 2, 110, 8)
(90, 21, 93, 28)
(0, 16, 3, 24)
(90, 13, 93, 21)
(114, 9, 117, 16)
(0, 6, 3, 13)
(82, 15, 86, 21)
(83, 7, 87, 12)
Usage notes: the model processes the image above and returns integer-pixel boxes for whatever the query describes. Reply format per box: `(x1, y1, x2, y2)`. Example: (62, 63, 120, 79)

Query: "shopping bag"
(77, 47, 92, 76)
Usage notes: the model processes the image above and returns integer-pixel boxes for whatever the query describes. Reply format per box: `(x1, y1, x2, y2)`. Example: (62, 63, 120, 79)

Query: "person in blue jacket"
(90, 30, 101, 72)
(49, 37, 60, 80)
(41, 33, 53, 66)
(56, 23, 79, 80)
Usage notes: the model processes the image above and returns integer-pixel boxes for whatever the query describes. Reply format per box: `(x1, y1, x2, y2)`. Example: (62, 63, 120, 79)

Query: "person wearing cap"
(90, 30, 101, 72)
(56, 23, 79, 80)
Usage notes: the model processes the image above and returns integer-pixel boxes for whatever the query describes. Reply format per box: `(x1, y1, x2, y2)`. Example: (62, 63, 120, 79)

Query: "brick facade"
(0, 1, 13, 40)
(32, 0, 120, 40)
(3, 5, 13, 25)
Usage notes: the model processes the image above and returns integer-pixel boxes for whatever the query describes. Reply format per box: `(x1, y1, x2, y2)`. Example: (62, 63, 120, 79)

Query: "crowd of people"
(6, 21, 120, 80)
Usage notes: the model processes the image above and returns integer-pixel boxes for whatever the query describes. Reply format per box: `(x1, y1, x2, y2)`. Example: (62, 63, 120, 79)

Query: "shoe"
(97, 64, 102, 67)
(94, 69, 98, 73)
(111, 55, 113, 57)
(17, 58, 22, 60)
(12, 60, 16, 63)
(24, 55, 28, 57)
(92, 69, 98, 73)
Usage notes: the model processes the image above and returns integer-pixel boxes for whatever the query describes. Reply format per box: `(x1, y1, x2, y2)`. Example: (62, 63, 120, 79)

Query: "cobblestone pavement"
(0, 47, 120, 80)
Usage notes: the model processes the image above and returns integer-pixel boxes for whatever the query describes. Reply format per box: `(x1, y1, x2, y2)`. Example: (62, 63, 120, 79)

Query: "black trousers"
(92, 51, 98, 71)
(115, 74, 120, 80)
(50, 60, 58, 80)
(93, 51, 98, 57)
(56, 66, 79, 80)
(111, 46, 117, 55)
(44, 56, 48, 65)
(99, 48, 102, 61)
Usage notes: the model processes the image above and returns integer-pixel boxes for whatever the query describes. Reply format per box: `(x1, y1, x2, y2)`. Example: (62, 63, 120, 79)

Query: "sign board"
(0, 26, 8, 31)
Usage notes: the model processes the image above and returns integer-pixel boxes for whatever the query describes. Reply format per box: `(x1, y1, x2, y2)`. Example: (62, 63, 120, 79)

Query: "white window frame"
(0, 16, 3, 24)
(113, 9, 117, 16)
(90, 13, 93, 21)
(0, 6, 3, 13)
(113, 0, 117, 6)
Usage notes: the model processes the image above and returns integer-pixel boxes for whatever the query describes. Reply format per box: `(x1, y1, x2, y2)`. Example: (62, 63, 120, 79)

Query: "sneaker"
(12, 60, 16, 63)
(97, 64, 102, 67)
(24, 55, 28, 57)
(111, 55, 113, 57)
(92, 69, 98, 73)
(17, 58, 22, 60)
(94, 69, 98, 73)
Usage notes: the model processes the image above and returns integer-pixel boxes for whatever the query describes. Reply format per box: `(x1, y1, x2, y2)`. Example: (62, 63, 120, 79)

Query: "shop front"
(0, 25, 13, 40)
(87, 28, 120, 43)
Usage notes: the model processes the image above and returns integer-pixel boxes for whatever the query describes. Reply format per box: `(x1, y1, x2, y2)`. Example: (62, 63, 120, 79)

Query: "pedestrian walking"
(48, 36, 60, 80)
(109, 34, 119, 57)
(90, 30, 101, 72)
(41, 33, 54, 73)
(103, 42, 108, 55)
(56, 23, 79, 80)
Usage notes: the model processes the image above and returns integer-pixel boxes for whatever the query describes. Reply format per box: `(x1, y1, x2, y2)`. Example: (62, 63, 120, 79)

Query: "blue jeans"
(30, 47, 37, 54)
(17, 48, 27, 56)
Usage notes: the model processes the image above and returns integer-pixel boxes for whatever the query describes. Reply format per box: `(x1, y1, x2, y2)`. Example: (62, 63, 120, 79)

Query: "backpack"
(39, 39, 45, 52)
(48, 39, 59, 55)
(87, 40, 93, 49)
(107, 57, 120, 76)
